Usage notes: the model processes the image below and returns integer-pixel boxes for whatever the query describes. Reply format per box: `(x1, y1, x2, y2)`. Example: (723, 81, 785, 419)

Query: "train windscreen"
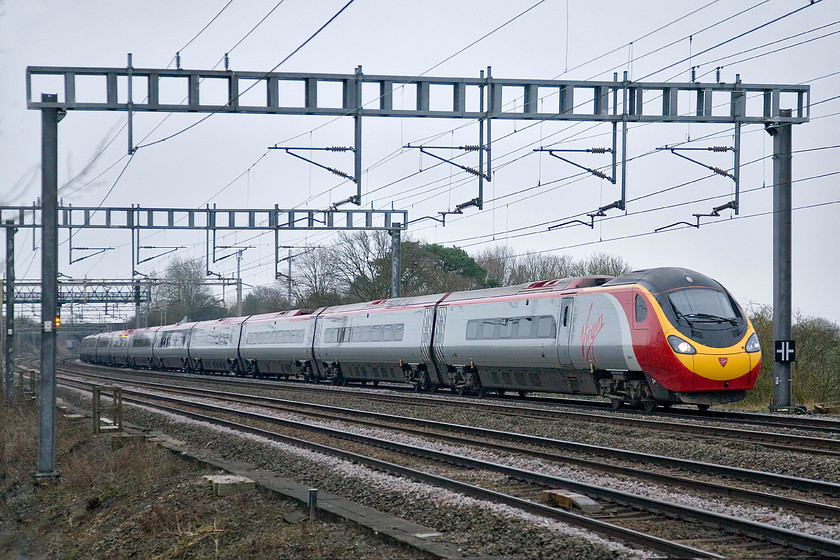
(668, 288, 739, 321)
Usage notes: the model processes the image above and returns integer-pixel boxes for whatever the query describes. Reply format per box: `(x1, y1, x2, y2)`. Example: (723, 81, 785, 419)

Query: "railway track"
(65, 361, 840, 457)
(54, 365, 840, 558)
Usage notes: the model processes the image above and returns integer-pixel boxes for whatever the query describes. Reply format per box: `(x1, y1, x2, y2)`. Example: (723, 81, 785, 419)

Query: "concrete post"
(769, 109, 793, 409)
(4, 220, 16, 403)
(390, 227, 401, 299)
(36, 93, 61, 480)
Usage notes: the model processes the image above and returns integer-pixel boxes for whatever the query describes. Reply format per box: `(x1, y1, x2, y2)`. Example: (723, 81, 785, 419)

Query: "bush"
(744, 304, 840, 408)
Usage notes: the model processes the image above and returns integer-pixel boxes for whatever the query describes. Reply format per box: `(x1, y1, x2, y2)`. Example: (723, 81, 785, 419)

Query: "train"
(79, 267, 762, 411)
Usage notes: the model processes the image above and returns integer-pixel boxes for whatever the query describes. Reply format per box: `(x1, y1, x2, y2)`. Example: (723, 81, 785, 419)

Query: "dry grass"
(0, 397, 428, 560)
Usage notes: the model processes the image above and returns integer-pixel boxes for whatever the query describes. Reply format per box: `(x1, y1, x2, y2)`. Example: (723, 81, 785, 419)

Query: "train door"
(557, 297, 574, 366)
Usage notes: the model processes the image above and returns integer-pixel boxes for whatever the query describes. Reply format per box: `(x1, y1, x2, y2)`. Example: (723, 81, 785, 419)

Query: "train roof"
(318, 293, 447, 314)
(604, 267, 725, 294)
(242, 309, 309, 323)
(442, 275, 614, 303)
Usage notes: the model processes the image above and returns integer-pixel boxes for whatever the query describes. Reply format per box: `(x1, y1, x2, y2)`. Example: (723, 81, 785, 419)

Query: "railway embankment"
(0, 398, 434, 560)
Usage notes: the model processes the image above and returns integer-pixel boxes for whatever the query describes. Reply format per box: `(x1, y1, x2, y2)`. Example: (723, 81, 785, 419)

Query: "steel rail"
(67, 360, 840, 435)
(55, 376, 717, 558)
(57, 374, 840, 558)
(60, 366, 840, 498)
(62, 368, 840, 517)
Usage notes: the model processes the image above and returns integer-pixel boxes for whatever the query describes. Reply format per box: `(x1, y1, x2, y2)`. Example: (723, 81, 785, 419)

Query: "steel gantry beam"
(27, 65, 809, 124)
(11, 279, 153, 305)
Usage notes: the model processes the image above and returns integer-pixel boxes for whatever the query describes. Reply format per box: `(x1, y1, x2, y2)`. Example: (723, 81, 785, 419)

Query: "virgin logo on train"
(719, 357, 728, 367)
(581, 302, 605, 364)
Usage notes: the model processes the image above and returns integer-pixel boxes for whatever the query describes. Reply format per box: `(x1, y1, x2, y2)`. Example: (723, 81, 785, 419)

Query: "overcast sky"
(1, 0, 838, 322)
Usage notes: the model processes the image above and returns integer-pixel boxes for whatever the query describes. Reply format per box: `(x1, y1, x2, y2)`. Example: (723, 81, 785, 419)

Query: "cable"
(637, 1, 823, 81)
(210, 0, 287, 68)
(167, 0, 237, 68)
(135, 0, 356, 150)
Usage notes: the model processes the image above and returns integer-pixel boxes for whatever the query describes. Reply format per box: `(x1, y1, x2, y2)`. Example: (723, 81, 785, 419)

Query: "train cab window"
(635, 294, 648, 323)
(669, 288, 739, 320)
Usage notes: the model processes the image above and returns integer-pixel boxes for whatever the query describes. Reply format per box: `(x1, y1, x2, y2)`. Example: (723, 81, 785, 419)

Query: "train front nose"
(692, 348, 755, 382)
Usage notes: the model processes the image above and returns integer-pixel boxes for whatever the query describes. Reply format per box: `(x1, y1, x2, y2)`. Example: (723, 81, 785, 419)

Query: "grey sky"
(1, 0, 838, 322)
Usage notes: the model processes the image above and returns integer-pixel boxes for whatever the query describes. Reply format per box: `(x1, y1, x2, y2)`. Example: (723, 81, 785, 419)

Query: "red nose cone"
(719, 357, 728, 367)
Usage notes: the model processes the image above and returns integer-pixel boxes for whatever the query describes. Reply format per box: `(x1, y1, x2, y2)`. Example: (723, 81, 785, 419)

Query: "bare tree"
(240, 285, 289, 315)
(293, 246, 344, 308)
(153, 257, 219, 323)
(331, 231, 393, 301)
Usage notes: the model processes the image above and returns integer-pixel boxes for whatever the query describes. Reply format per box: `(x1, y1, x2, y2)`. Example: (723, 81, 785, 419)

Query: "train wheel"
(372, 380, 379, 387)
(497, 389, 507, 396)
(413, 381, 422, 393)
(642, 399, 657, 413)
(610, 398, 622, 410)
(476, 386, 487, 398)
(696, 403, 710, 412)
(517, 390, 527, 398)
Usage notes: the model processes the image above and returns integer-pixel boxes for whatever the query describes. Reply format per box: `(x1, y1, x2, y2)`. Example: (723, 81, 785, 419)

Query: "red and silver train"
(80, 267, 761, 410)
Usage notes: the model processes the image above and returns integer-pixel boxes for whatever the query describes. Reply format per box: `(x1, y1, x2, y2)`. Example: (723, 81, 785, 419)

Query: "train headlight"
(668, 335, 696, 355)
(745, 333, 761, 353)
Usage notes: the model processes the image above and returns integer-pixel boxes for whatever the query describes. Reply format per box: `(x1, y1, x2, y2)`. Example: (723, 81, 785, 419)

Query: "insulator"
(331, 168, 352, 179)
(589, 147, 608, 154)
(463, 166, 481, 176)
(691, 66, 696, 82)
(711, 167, 729, 177)
(462, 145, 481, 151)
(176, 52, 181, 70)
(592, 170, 609, 180)
(708, 146, 730, 152)
(224, 53, 230, 71)
(716, 67, 721, 83)
(328, 146, 352, 152)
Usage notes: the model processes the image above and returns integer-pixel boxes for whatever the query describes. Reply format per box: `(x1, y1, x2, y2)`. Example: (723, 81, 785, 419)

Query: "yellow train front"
(606, 267, 762, 410)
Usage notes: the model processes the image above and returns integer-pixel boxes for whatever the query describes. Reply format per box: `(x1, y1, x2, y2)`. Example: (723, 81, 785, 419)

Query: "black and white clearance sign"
(774, 340, 796, 363)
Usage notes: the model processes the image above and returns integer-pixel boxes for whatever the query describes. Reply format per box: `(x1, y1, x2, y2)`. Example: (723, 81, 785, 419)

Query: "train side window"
(383, 325, 394, 341)
(465, 320, 479, 340)
(482, 320, 496, 339)
(395, 324, 404, 341)
(635, 294, 648, 323)
(519, 317, 533, 338)
(361, 326, 371, 342)
(499, 319, 513, 339)
(537, 316, 556, 338)
(371, 325, 382, 341)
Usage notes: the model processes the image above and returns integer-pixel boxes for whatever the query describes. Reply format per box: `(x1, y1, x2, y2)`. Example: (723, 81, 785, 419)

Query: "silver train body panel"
(312, 294, 444, 384)
(237, 310, 314, 376)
